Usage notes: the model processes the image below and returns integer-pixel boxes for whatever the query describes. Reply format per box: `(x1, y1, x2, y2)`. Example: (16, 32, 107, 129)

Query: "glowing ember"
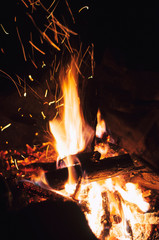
(77, 177, 156, 240)
(85, 182, 104, 238)
(65, 182, 77, 195)
(116, 182, 149, 212)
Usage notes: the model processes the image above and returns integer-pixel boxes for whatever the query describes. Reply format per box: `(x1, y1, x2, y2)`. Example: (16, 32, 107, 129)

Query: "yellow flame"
(65, 182, 76, 195)
(116, 182, 149, 212)
(49, 59, 94, 159)
(49, 59, 94, 194)
(96, 109, 106, 138)
(86, 182, 104, 238)
(77, 177, 152, 239)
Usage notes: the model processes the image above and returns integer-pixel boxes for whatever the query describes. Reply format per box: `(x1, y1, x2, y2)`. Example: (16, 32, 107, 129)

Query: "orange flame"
(96, 109, 106, 138)
(115, 182, 149, 212)
(49, 58, 94, 192)
(49, 59, 94, 159)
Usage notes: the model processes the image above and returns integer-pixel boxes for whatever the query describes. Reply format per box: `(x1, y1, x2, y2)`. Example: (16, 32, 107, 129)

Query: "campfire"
(41, 58, 159, 239)
(1, 57, 158, 240)
(0, 1, 159, 240)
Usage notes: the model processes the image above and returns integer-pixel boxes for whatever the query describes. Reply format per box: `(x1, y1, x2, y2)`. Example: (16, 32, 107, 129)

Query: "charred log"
(45, 153, 134, 190)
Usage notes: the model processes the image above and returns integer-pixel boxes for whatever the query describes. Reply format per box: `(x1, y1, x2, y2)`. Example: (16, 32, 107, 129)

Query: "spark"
(14, 158, 19, 170)
(48, 12, 77, 36)
(65, 0, 75, 23)
(16, 74, 22, 85)
(56, 62, 60, 72)
(28, 74, 34, 81)
(66, 37, 73, 53)
(27, 84, 43, 100)
(91, 43, 95, 77)
(79, 45, 90, 69)
(51, 55, 57, 80)
(78, 6, 89, 13)
(0, 24, 9, 34)
(27, 13, 60, 51)
(27, 10, 77, 53)
(30, 32, 34, 60)
(48, 94, 64, 106)
(42, 61, 46, 68)
(45, 89, 48, 97)
(47, 0, 56, 11)
(61, 36, 66, 44)
(41, 111, 46, 119)
(44, 22, 65, 38)
(45, 144, 50, 158)
(29, 56, 38, 69)
(42, 32, 60, 51)
(55, 103, 64, 109)
(33, 0, 41, 6)
(20, 0, 29, 8)
(1, 123, 11, 132)
(28, 0, 37, 11)
(16, 27, 27, 61)
(0, 70, 22, 97)
(1, 48, 4, 54)
(52, 19, 58, 43)
(52, 111, 59, 120)
(47, 3, 59, 19)
(45, 79, 51, 93)
(29, 41, 46, 55)
(24, 77, 27, 97)
(46, 1, 59, 19)
(74, 60, 83, 77)
(40, 36, 43, 44)
(48, 100, 55, 106)
(10, 156, 14, 164)
(29, 114, 33, 118)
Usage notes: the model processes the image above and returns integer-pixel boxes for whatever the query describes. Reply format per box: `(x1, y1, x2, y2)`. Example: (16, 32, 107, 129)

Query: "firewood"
(45, 153, 134, 190)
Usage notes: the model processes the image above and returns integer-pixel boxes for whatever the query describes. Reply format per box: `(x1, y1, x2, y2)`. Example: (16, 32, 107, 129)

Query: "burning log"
(18, 151, 134, 185)
(100, 192, 112, 238)
(44, 153, 134, 190)
(80, 153, 134, 181)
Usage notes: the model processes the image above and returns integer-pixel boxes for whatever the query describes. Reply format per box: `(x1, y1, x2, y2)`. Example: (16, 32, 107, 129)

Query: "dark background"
(0, 1, 159, 169)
